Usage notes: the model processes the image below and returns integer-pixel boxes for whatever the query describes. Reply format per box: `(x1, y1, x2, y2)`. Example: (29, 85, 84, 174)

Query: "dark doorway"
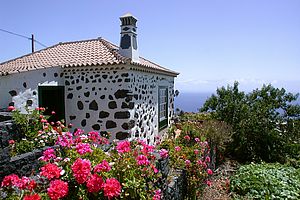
(38, 86, 65, 123)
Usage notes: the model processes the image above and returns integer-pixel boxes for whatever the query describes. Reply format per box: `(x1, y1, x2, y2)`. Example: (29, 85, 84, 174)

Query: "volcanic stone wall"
(128, 70, 175, 144)
(64, 65, 175, 144)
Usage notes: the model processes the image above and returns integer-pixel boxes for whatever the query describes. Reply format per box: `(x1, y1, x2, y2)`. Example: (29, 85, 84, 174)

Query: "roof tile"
(0, 38, 178, 76)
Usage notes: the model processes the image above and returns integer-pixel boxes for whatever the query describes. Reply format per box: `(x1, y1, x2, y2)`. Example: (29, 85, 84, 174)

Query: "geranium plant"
(159, 122, 213, 199)
(1, 128, 162, 200)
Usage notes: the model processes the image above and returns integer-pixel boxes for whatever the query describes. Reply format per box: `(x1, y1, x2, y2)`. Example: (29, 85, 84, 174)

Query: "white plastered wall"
(0, 67, 63, 113)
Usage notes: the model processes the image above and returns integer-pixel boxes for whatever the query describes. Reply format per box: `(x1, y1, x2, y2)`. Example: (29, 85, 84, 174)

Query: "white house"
(0, 13, 179, 144)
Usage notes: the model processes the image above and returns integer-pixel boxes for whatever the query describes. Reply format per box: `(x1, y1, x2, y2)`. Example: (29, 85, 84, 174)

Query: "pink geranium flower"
(94, 160, 111, 173)
(185, 160, 191, 167)
(103, 178, 121, 199)
(40, 163, 61, 180)
(207, 168, 213, 175)
(1, 174, 20, 187)
(86, 174, 104, 193)
(40, 148, 56, 162)
(152, 189, 161, 200)
(76, 143, 93, 155)
(205, 156, 211, 163)
(47, 180, 68, 200)
(184, 135, 190, 141)
(159, 149, 169, 159)
(23, 194, 41, 200)
(136, 155, 150, 166)
(7, 106, 15, 111)
(116, 141, 131, 153)
(175, 146, 181, 152)
(71, 158, 91, 184)
(88, 131, 100, 142)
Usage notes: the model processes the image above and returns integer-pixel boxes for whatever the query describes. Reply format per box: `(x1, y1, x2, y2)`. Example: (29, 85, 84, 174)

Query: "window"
(158, 87, 168, 130)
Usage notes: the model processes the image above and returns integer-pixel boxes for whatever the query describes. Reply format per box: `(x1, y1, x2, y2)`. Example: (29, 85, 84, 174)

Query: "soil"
(201, 159, 239, 200)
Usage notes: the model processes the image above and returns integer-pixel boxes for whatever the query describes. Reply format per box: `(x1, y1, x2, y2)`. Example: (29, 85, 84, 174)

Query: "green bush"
(230, 163, 300, 199)
(201, 82, 300, 163)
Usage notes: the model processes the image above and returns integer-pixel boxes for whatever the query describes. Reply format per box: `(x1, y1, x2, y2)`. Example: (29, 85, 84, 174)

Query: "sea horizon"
(175, 91, 300, 113)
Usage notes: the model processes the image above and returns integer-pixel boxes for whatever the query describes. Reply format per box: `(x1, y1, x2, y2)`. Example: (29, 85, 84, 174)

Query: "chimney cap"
(120, 12, 137, 19)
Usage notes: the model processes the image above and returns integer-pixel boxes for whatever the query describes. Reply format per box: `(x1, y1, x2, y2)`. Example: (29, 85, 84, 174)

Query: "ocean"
(175, 92, 214, 112)
(175, 92, 300, 113)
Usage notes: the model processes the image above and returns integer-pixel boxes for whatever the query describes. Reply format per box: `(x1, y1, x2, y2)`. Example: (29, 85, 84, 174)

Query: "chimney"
(119, 13, 139, 63)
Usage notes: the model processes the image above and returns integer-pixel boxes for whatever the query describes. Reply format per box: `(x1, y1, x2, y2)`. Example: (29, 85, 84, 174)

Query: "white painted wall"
(0, 67, 63, 112)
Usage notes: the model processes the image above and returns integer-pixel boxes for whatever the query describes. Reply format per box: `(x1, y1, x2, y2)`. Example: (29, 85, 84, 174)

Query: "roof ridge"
(99, 38, 130, 63)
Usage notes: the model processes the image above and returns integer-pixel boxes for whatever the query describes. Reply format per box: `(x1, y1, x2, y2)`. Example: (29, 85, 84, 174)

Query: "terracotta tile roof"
(0, 38, 179, 76)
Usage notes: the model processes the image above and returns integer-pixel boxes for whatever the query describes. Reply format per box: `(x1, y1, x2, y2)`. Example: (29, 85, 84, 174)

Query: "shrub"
(201, 82, 300, 163)
(160, 122, 214, 199)
(9, 107, 65, 156)
(230, 163, 300, 199)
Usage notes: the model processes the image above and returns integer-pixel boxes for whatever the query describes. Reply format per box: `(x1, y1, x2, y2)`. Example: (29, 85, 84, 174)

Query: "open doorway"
(38, 86, 65, 123)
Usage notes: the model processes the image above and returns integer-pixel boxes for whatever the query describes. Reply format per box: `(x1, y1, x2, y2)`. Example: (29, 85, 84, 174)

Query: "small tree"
(200, 82, 300, 163)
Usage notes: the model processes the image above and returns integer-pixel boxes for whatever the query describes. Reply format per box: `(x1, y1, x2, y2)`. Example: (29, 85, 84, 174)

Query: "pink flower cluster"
(39, 148, 56, 162)
(40, 163, 61, 180)
(1, 174, 36, 191)
(175, 146, 181, 152)
(47, 180, 68, 200)
(152, 189, 161, 200)
(136, 155, 150, 166)
(88, 131, 100, 142)
(71, 158, 91, 184)
(23, 194, 41, 200)
(94, 160, 111, 173)
(159, 149, 169, 159)
(103, 178, 121, 199)
(116, 141, 131, 153)
(76, 143, 93, 155)
(56, 132, 74, 147)
(86, 174, 104, 193)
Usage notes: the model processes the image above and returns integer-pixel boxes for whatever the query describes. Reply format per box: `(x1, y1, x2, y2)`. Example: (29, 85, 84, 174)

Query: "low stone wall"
(158, 157, 187, 200)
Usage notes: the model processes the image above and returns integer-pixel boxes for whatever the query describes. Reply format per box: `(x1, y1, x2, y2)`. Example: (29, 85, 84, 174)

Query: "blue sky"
(1, 0, 299, 93)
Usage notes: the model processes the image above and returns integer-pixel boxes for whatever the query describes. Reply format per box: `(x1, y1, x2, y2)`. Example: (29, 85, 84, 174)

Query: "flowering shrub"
(1, 128, 162, 199)
(159, 122, 214, 199)
(9, 107, 67, 156)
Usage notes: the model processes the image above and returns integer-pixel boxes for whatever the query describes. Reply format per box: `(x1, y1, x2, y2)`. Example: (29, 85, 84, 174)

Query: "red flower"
(8, 140, 15, 145)
(7, 106, 15, 111)
(206, 180, 212, 186)
(47, 180, 68, 200)
(1, 174, 20, 187)
(23, 194, 41, 200)
(71, 158, 91, 184)
(94, 160, 111, 173)
(184, 135, 190, 141)
(205, 156, 211, 163)
(40, 163, 61, 180)
(207, 168, 213, 175)
(103, 178, 121, 199)
(116, 141, 131, 153)
(86, 174, 104, 193)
